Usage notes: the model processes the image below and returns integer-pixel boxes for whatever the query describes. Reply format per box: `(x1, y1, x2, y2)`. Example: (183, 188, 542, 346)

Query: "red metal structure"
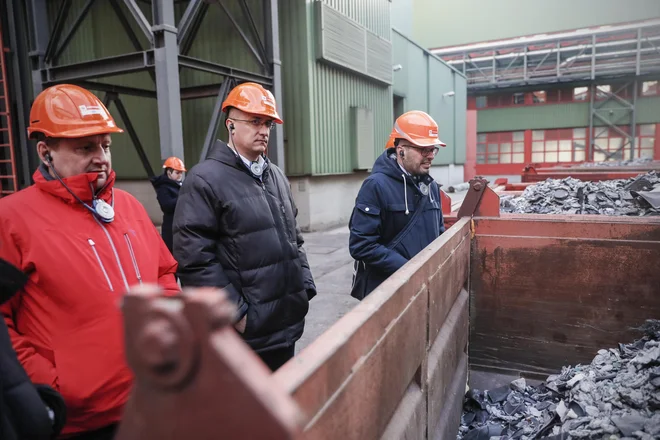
(521, 161, 660, 182)
(0, 20, 18, 197)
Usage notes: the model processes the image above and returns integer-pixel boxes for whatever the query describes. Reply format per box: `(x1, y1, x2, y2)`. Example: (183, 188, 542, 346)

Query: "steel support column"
(152, 0, 184, 163)
(630, 80, 638, 160)
(28, 0, 49, 95)
(265, 0, 284, 171)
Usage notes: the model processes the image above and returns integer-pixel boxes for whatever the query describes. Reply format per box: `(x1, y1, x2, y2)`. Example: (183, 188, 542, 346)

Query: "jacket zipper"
(88, 239, 114, 291)
(93, 216, 130, 292)
(124, 234, 143, 285)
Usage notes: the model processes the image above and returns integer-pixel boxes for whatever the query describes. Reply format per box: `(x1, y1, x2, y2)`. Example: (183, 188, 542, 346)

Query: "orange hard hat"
(163, 156, 186, 172)
(27, 84, 123, 139)
(221, 82, 283, 124)
(385, 127, 397, 149)
(393, 111, 446, 148)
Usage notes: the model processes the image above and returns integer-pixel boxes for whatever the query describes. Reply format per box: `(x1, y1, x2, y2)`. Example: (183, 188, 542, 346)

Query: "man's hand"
(234, 315, 247, 333)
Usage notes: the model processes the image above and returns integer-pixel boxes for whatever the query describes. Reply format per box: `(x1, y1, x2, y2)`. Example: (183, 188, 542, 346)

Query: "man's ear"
(36, 141, 51, 166)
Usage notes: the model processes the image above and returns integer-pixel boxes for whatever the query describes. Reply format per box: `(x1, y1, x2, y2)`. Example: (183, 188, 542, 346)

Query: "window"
(477, 132, 525, 164)
(595, 85, 611, 100)
(476, 96, 487, 108)
(594, 124, 656, 161)
(531, 128, 587, 163)
(573, 87, 588, 101)
(513, 93, 525, 105)
(532, 91, 546, 103)
(636, 124, 656, 159)
(641, 81, 658, 97)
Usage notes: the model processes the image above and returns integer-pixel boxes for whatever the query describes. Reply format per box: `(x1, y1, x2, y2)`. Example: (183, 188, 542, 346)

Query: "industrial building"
(0, 0, 467, 231)
(419, 0, 660, 182)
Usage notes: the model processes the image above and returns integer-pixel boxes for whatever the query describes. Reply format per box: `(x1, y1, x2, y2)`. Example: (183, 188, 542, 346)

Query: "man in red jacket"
(0, 84, 180, 439)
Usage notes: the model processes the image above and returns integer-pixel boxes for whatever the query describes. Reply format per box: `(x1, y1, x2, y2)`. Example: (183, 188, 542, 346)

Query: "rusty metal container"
(116, 182, 660, 440)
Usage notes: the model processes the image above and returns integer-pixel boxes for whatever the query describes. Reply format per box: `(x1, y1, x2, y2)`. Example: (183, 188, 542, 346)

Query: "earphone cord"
(46, 157, 114, 217)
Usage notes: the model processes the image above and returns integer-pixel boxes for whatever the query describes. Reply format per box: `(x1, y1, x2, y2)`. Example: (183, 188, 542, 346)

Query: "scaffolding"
(2, 0, 284, 185)
(432, 19, 660, 91)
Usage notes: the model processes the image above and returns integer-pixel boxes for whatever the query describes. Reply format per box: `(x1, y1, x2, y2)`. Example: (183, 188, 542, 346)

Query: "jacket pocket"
(123, 234, 143, 286)
(88, 239, 113, 291)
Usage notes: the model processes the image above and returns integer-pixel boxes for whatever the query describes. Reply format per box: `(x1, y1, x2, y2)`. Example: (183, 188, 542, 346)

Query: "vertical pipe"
(630, 81, 637, 160)
(588, 84, 595, 160)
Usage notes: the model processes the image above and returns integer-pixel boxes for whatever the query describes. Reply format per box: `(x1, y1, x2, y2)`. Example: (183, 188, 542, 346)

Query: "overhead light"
(392, 64, 403, 72)
(443, 91, 455, 97)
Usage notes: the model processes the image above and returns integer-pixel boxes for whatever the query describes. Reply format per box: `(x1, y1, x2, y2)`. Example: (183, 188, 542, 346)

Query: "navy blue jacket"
(150, 173, 181, 253)
(348, 149, 445, 299)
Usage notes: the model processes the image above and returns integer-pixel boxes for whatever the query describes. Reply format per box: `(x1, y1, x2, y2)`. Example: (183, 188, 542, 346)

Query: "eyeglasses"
(230, 118, 276, 131)
(404, 145, 440, 157)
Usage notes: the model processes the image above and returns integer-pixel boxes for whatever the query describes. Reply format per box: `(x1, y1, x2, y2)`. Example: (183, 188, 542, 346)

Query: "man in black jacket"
(0, 258, 66, 439)
(172, 82, 316, 371)
(151, 156, 186, 253)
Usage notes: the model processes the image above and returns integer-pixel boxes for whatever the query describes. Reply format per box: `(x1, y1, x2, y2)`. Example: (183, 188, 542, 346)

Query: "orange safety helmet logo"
(163, 157, 186, 172)
(222, 82, 283, 124)
(393, 111, 446, 148)
(27, 84, 124, 139)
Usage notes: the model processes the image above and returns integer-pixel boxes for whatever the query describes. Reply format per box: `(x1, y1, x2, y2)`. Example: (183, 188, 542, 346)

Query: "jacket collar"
(33, 164, 115, 205)
(374, 148, 435, 188)
(207, 140, 270, 178)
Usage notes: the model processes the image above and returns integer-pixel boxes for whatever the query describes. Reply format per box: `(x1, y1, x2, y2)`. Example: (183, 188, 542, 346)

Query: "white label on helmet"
(261, 95, 275, 108)
(429, 129, 438, 137)
(79, 105, 106, 117)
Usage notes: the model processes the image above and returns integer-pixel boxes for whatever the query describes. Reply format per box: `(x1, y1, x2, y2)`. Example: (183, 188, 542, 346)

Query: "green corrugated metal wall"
(477, 97, 660, 132)
(298, 0, 393, 176)
(391, 29, 467, 165)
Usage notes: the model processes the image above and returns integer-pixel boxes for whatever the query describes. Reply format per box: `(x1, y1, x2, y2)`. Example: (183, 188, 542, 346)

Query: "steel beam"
(630, 80, 638, 160)
(181, 83, 225, 100)
(152, 0, 184, 163)
(41, 51, 155, 84)
(178, 0, 202, 45)
(77, 80, 157, 99)
(265, 0, 284, 171)
(110, 0, 144, 52)
(238, 0, 269, 66)
(122, 0, 154, 45)
(109, 94, 155, 177)
(28, 0, 49, 94)
(53, 0, 96, 64)
(178, 55, 273, 85)
(199, 79, 234, 163)
(44, 0, 72, 65)
(215, 0, 267, 69)
(179, 2, 209, 56)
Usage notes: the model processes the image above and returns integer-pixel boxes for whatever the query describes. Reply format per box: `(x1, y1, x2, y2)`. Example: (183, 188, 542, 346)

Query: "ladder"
(0, 20, 18, 197)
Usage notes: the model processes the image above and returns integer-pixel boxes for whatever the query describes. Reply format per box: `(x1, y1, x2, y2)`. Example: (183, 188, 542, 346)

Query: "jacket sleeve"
(156, 185, 179, 214)
(437, 185, 446, 235)
(156, 227, 180, 296)
(349, 178, 409, 274)
(287, 182, 317, 300)
(172, 173, 248, 321)
(0, 221, 58, 389)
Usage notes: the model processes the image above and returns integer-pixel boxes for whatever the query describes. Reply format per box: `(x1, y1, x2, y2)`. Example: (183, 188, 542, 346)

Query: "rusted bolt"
(473, 181, 484, 191)
(139, 318, 179, 374)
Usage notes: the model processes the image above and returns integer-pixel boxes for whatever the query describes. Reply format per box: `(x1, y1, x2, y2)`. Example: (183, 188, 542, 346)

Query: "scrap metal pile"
(458, 320, 660, 440)
(580, 158, 654, 168)
(500, 172, 660, 216)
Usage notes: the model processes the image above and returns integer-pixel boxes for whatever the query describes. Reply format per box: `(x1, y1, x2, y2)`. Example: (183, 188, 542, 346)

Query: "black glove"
(34, 384, 67, 439)
(0, 258, 28, 305)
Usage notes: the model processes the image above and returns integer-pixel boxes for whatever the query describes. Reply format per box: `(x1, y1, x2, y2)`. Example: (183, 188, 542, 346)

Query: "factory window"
(531, 128, 587, 163)
(476, 131, 525, 164)
(593, 124, 656, 161)
(476, 96, 487, 108)
(532, 91, 546, 103)
(513, 93, 525, 105)
(641, 81, 658, 97)
(573, 87, 588, 101)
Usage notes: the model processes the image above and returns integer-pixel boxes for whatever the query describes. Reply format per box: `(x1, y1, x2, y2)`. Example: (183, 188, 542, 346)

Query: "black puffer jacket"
(172, 141, 316, 352)
(0, 259, 66, 440)
(150, 173, 181, 253)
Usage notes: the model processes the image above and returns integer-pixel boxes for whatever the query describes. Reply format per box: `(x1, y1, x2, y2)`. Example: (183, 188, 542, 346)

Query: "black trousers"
(258, 345, 295, 372)
(67, 424, 117, 440)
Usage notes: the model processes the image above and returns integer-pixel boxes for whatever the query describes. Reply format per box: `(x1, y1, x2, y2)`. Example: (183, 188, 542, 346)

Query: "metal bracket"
(457, 177, 501, 219)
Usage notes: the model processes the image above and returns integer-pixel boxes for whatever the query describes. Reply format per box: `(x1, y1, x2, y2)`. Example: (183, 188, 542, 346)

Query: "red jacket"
(0, 168, 179, 437)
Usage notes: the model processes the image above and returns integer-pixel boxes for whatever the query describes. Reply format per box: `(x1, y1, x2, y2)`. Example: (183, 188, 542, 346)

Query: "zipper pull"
(88, 238, 95, 246)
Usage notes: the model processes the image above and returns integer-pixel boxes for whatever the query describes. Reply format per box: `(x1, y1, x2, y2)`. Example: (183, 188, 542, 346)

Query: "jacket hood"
(33, 164, 115, 205)
(373, 148, 435, 187)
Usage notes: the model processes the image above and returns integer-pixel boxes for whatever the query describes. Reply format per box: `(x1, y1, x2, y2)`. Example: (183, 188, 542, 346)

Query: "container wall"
(273, 218, 471, 440)
(470, 215, 660, 377)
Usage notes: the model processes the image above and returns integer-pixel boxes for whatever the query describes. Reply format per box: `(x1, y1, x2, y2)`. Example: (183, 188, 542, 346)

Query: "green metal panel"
(412, 0, 660, 49)
(390, 0, 413, 37)
(477, 97, 660, 133)
(279, 0, 313, 175)
(391, 29, 467, 165)
(306, 0, 392, 175)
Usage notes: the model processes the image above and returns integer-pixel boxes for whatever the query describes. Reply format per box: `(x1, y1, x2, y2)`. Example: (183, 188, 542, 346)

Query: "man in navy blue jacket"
(348, 111, 446, 300)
